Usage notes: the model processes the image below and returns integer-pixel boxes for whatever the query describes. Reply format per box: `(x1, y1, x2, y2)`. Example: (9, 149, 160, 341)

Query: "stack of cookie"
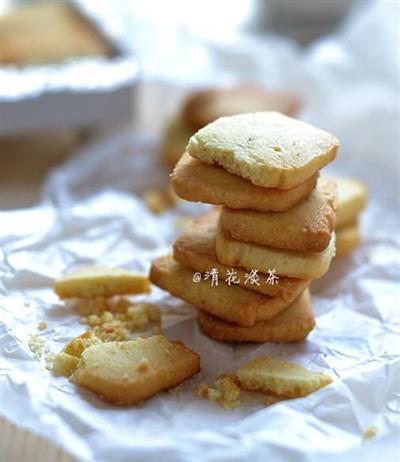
(151, 112, 339, 343)
(333, 177, 367, 257)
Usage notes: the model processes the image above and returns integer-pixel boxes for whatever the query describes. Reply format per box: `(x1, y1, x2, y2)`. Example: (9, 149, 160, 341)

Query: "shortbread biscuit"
(334, 177, 367, 228)
(173, 210, 310, 300)
(335, 221, 361, 257)
(236, 355, 332, 397)
(150, 255, 299, 326)
(172, 153, 318, 212)
(221, 177, 337, 252)
(188, 112, 339, 189)
(72, 335, 200, 405)
(160, 116, 194, 168)
(197, 290, 315, 343)
(183, 86, 300, 131)
(216, 221, 336, 279)
(54, 266, 150, 299)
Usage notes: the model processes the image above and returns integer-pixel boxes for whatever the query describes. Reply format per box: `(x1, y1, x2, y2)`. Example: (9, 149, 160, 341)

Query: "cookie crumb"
(197, 374, 241, 409)
(80, 302, 161, 341)
(45, 353, 55, 371)
(28, 335, 45, 360)
(38, 320, 48, 331)
(143, 187, 177, 214)
(363, 425, 377, 440)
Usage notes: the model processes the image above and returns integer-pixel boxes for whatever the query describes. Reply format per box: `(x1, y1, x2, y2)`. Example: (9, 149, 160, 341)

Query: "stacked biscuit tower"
(150, 112, 339, 343)
(334, 177, 367, 257)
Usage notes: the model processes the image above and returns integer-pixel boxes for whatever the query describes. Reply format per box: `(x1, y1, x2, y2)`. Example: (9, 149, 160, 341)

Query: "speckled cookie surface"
(172, 153, 318, 212)
(197, 289, 315, 343)
(188, 112, 339, 189)
(150, 255, 297, 326)
(220, 177, 337, 252)
(216, 221, 336, 279)
(173, 210, 310, 300)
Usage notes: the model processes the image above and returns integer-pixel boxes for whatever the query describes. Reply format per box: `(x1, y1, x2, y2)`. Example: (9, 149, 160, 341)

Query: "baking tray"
(0, 0, 139, 136)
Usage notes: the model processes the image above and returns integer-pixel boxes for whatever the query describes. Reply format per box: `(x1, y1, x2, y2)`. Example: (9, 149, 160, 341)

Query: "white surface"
(1, 1, 400, 461)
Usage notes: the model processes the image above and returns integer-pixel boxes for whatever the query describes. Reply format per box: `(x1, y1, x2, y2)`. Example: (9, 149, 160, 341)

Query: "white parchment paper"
(1, 2, 400, 461)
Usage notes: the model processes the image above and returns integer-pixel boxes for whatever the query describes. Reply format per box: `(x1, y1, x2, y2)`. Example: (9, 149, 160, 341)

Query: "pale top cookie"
(188, 112, 339, 189)
(54, 266, 150, 299)
(220, 177, 337, 252)
(72, 335, 200, 405)
(236, 356, 332, 398)
(334, 177, 367, 228)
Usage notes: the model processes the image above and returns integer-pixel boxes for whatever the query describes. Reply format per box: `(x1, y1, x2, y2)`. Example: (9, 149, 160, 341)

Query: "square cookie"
(172, 152, 318, 212)
(188, 112, 338, 189)
(220, 177, 337, 252)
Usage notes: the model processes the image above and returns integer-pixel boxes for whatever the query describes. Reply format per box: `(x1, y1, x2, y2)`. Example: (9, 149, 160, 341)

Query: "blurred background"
(0, 0, 399, 210)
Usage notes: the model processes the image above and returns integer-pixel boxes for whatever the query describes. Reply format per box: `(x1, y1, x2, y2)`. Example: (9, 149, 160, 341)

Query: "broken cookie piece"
(236, 356, 332, 398)
(54, 266, 150, 299)
(53, 331, 102, 377)
(71, 335, 200, 405)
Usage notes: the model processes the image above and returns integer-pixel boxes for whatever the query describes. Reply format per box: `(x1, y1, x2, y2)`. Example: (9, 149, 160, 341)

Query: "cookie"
(334, 177, 367, 228)
(160, 115, 194, 168)
(172, 153, 318, 212)
(188, 112, 339, 189)
(54, 266, 150, 299)
(173, 210, 310, 300)
(197, 289, 315, 343)
(150, 255, 300, 327)
(335, 221, 361, 257)
(236, 355, 332, 398)
(72, 335, 200, 405)
(216, 221, 336, 279)
(221, 177, 337, 252)
(1, 3, 113, 66)
(182, 86, 300, 131)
